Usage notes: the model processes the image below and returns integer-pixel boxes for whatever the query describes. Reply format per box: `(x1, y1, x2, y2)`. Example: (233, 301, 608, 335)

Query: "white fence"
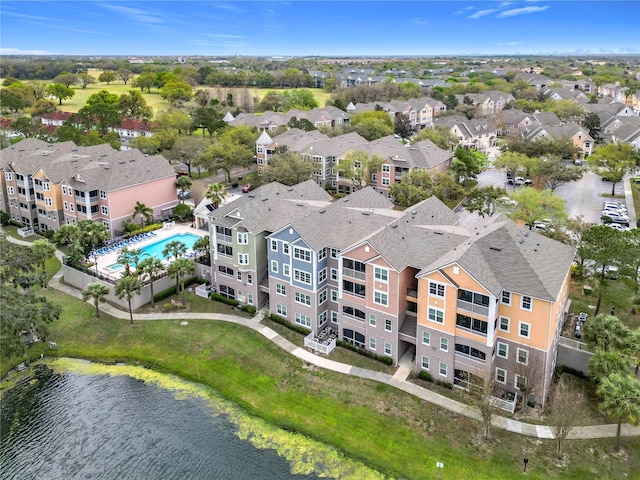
(558, 336, 591, 351)
(490, 393, 518, 414)
(17, 227, 35, 237)
(304, 332, 337, 355)
(195, 283, 210, 298)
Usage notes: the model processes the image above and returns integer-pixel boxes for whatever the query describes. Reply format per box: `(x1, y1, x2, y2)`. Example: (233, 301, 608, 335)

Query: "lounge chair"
(149, 231, 157, 237)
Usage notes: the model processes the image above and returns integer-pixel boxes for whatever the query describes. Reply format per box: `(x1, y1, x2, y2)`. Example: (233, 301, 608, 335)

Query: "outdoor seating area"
(89, 231, 158, 257)
(490, 390, 518, 413)
(304, 327, 337, 355)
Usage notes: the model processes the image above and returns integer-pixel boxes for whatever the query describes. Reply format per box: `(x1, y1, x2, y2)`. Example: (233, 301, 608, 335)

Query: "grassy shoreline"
(1, 259, 639, 479)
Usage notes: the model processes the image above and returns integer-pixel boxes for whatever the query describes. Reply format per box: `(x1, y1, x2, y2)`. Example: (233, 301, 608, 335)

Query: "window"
(7, 186, 14, 195)
(495, 368, 507, 384)
(515, 374, 527, 390)
(101, 206, 108, 215)
(318, 268, 327, 283)
(238, 253, 249, 265)
(457, 289, 489, 308)
(331, 248, 339, 259)
(439, 362, 447, 377)
(331, 311, 339, 324)
(455, 314, 487, 335)
(501, 290, 511, 305)
(248, 294, 253, 305)
(440, 337, 448, 352)
(295, 313, 311, 328)
(521, 295, 532, 311)
(63, 201, 68, 210)
(237, 271, 242, 281)
(318, 311, 327, 326)
(384, 342, 392, 356)
(331, 268, 338, 281)
(385, 319, 392, 332)
(429, 282, 445, 297)
(428, 307, 444, 324)
(519, 322, 530, 338)
(283, 264, 290, 276)
(382, 164, 391, 173)
(295, 292, 311, 305)
(319, 290, 327, 304)
(237, 232, 248, 245)
(369, 337, 377, 350)
(421, 356, 430, 370)
(499, 317, 510, 332)
(343, 280, 365, 297)
(374, 266, 388, 282)
(247, 274, 252, 285)
(276, 283, 286, 296)
(218, 266, 234, 277)
(342, 306, 366, 321)
(331, 290, 338, 302)
(497, 342, 508, 359)
(294, 269, 311, 284)
(270, 239, 277, 251)
(422, 331, 430, 345)
(276, 304, 287, 316)
(454, 343, 486, 361)
(100, 190, 107, 199)
(517, 348, 529, 365)
(381, 178, 390, 186)
(43, 182, 50, 191)
(217, 244, 232, 257)
(293, 247, 311, 262)
(271, 260, 278, 273)
(374, 290, 388, 306)
(283, 243, 289, 254)
(61, 186, 67, 195)
(318, 248, 327, 260)
(5, 172, 12, 181)
(369, 314, 377, 327)
(45, 198, 52, 206)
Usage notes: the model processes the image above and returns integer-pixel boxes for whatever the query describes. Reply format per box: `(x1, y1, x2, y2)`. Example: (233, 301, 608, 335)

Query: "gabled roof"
(117, 118, 155, 132)
(268, 128, 328, 152)
(223, 111, 235, 122)
(41, 111, 73, 121)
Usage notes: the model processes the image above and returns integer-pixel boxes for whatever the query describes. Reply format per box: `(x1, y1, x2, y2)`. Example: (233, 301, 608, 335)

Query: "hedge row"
(268, 314, 311, 335)
(211, 292, 239, 307)
(336, 340, 394, 366)
(153, 277, 208, 302)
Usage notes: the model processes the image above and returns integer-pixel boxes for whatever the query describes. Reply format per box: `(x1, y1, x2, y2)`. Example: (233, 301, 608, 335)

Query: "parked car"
(515, 176, 533, 186)
(601, 211, 629, 225)
(498, 196, 518, 207)
(242, 183, 252, 193)
(606, 223, 630, 232)
(533, 218, 554, 232)
(178, 190, 191, 200)
(575, 323, 583, 339)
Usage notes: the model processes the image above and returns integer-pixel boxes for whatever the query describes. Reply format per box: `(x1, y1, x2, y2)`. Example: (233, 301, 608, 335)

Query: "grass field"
(54, 68, 332, 115)
(1, 255, 638, 479)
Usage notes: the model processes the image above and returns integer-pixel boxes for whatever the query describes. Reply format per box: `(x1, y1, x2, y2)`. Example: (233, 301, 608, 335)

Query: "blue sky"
(1, 1, 639, 56)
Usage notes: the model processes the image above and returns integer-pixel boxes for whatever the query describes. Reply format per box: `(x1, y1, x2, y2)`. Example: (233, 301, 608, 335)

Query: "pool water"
(140, 232, 202, 259)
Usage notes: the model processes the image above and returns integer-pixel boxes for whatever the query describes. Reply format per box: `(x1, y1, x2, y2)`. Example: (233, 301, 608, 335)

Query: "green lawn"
(2, 276, 638, 479)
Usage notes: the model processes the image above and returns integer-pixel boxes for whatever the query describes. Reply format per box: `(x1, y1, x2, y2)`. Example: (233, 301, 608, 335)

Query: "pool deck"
(92, 224, 205, 278)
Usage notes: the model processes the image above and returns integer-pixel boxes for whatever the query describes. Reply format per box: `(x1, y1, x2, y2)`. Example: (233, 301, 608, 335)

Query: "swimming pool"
(140, 232, 202, 260)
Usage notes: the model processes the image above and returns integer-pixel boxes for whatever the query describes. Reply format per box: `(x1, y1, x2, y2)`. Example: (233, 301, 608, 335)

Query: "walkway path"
(4, 229, 640, 441)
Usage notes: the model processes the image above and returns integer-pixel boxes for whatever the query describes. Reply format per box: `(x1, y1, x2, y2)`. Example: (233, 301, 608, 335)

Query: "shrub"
(173, 203, 193, 221)
(418, 371, 434, 383)
(240, 305, 257, 316)
(435, 380, 453, 390)
(554, 365, 588, 380)
(0, 212, 9, 226)
(153, 277, 207, 302)
(269, 314, 310, 335)
(41, 230, 55, 240)
(211, 292, 239, 307)
(336, 340, 393, 366)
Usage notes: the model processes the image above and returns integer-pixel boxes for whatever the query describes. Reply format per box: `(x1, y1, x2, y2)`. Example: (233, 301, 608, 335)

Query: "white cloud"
(454, 6, 475, 15)
(497, 5, 550, 17)
(468, 9, 498, 19)
(204, 34, 247, 39)
(100, 4, 164, 24)
(497, 41, 523, 46)
(1, 47, 54, 55)
(410, 17, 429, 25)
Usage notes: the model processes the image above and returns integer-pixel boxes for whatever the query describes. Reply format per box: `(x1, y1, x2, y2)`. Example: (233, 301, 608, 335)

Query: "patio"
(304, 327, 338, 355)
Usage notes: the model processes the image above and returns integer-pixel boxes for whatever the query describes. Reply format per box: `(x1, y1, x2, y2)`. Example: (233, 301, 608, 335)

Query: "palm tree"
(132, 201, 154, 229)
(78, 220, 109, 257)
(205, 183, 228, 209)
(136, 256, 164, 308)
(192, 235, 210, 262)
(115, 275, 142, 325)
(176, 176, 193, 204)
(162, 240, 186, 262)
(598, 373, 640, 451)
(167, 257, 195, 304)
(117, 246, 134, 276)
(589, 349, 629, 383)
(82, 282, 110, 318)
(52, 224, 79, 246)
(30, 239, 56, 288)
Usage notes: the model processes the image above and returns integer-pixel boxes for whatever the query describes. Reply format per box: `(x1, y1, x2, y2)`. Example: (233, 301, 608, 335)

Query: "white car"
(601, 211, 629, 224)
(606, 223, 630, 232)
(498, 196, 518, 207)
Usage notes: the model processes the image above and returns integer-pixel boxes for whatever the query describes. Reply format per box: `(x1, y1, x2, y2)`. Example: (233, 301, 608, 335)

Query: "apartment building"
(208, 181, 575, 408)
(0, 138, 178, 236)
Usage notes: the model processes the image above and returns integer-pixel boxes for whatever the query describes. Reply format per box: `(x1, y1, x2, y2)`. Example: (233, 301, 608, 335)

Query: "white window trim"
(293, 268, 312, 285)
(518, 321, 531, 339)
(237, 232, 249, 245)
(516, 348, 529, 365)
(373, 290, 388, 307)
(495, 367, 507, 385)
(429, 281, 446, 298)
(283, 264, 290, 277)
(497, 341, 509, 359)
(374, 266, 389, 283)
(499, 316, 510, 333)
(501, 290, 511, 305)
(440, 337, 448, 352)
(293, 246, 311, 263)
(271, 260, 278, 273)
(270, 239, 278, 251)
(428, 307, 445, 325)
(369, 314, 376, 327)
(275, 283, 286, 296)
(294, 292, 311, 306)
(521, 295, 532, 311)
(369, 337, 376, 351)
(439, 362, 447, 377)
(384, 342, 392, 357)
(421, 356, 430, 370)
(515, 374, 527, 390)
(422, 331, 430, 346)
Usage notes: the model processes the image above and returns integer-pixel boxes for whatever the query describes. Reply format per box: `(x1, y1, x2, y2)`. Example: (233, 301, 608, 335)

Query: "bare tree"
(511, 354, 544, 413)
(468, 367, 497, 440)
(191, 183, 205, 208)
(549, 377, 586, 458)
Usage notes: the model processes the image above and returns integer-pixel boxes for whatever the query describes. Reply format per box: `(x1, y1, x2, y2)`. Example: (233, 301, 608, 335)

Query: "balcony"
(217, 233, 232, 243)
(456, 298, 489, 317)
(342, 267, 365, 281)
(406, 285, 417, 299)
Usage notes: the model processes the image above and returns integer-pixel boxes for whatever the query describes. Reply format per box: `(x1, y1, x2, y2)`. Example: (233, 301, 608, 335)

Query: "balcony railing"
(457, 299, 489, 316)
(407, 286, 417, 298)
(217, 234, 232, 243)
(342, 267, 365, 281)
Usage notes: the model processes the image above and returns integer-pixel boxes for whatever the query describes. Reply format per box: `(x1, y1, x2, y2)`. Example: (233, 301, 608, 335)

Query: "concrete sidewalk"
(4, 228, 640, 440)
